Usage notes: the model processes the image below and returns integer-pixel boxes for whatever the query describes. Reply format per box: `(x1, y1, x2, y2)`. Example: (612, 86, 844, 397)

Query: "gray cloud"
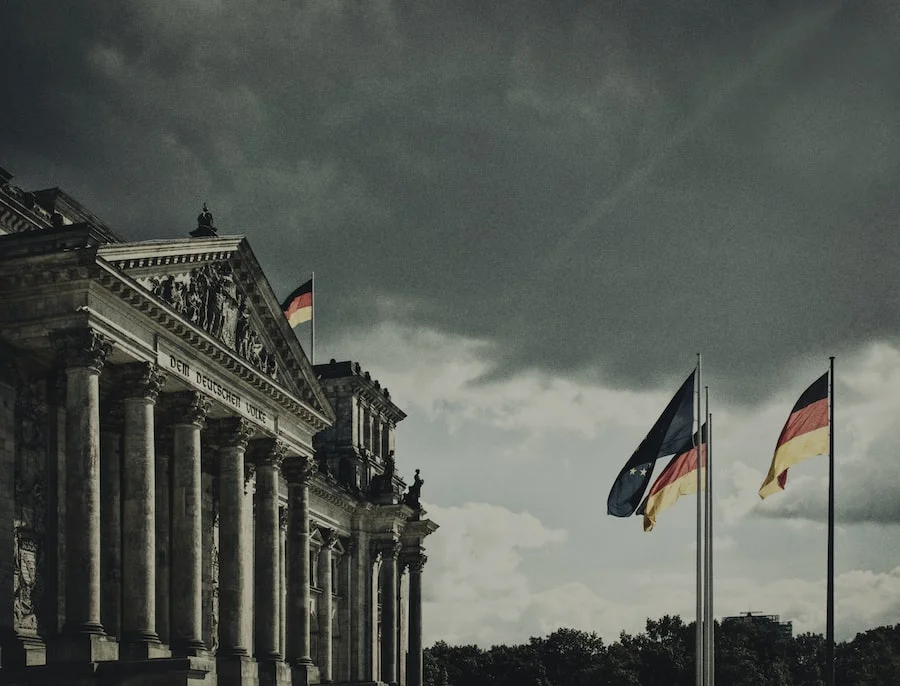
(3, 0, 899, 404)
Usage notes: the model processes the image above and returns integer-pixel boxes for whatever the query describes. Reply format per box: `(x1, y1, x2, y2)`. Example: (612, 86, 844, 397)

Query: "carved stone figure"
(191, 203, 218, 238)
(142, 263, 279, 380)
(403, 469, 424, 510)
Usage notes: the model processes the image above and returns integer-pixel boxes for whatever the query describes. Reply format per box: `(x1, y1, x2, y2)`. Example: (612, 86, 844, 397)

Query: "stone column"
(169, 392, 210, 656)
(404, 555, 426, 686)
(250, 438, 285, 663)
(49, 327, 115, 662)
(209, 418, 254, 660)
(155, 427, 172, 647)
(317, 529, 338, 682)
(120, 362, 167, 659)
(284, 456, 316, 679)
(99, 403, 123, 640)
(376, 540, 400, 685)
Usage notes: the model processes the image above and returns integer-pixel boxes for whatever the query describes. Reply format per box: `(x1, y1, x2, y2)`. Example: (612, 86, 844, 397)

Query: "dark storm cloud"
(3, 0, 899, 402)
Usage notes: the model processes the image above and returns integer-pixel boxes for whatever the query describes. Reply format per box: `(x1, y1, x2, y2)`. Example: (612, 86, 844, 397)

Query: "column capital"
(207, 417, 254, 450)
(117, 361, 167, 402)
(318, 527, 339, 550)
(401, 553, 427, 573)
(282, 456, 316, 485)
(50, 327, 113, 372)
(248, 437, 287, 470)
(165, 391, 212, 428)
(371, 538, 401, 561)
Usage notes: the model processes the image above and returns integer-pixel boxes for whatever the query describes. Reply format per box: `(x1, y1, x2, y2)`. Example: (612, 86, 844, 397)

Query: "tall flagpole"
(310, 271, 316, 365)
(695, 353, 703, 686)
(706, 398, 714, 686)
(826, 357, 835, 686)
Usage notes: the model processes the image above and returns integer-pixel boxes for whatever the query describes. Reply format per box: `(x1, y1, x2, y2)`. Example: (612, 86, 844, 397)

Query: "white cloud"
(333, 322, 690, 441)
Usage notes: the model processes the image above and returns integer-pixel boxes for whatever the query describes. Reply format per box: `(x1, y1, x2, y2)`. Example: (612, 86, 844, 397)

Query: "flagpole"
(695, 353, 703, 686)
(310, 271, 316, 365)
(706, 399, 714, 686)
(826, 357, 835, 686)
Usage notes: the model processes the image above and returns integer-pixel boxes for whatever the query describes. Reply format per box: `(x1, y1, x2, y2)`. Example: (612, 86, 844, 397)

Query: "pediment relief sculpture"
(141, 262, 279, 381)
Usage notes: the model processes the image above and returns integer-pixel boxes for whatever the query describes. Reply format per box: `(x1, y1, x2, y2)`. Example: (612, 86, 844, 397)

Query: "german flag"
(759, 372, 829, 499)
(640, 426, 706, 532)
(281, 279, 313, 327)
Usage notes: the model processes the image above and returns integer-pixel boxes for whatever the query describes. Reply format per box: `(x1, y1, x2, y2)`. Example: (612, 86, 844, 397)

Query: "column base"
(48, 631, 119, 663)
(290, 660, 320, 686)
(171, 637, 209, 657)
(99, 655, 218, 685)
(121, 639, 172, 661)
(217, 653, 260, 686)
(257, 657, 292, 686)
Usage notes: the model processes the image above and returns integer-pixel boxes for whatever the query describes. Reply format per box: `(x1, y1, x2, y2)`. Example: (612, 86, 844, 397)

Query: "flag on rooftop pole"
(638, 423, 707, 532)
(607, 369, 696, 517)
(758, 372, 828, 499)
(281, 278, 313, 328)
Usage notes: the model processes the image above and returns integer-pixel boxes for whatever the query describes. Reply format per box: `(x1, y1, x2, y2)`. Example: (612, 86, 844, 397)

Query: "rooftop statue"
(403, 468, 424, 510)
(190, 202, 218, 238)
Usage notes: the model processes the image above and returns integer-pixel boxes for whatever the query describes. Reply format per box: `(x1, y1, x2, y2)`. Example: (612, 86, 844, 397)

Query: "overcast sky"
(4, 0, 900, 646)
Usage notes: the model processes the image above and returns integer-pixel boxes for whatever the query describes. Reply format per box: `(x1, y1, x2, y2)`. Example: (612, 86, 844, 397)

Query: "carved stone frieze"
(13, 534, 42, 635)
(50, 327, 113, 372)
(141, 262, 279, 381)
(117, 362, 167, 402)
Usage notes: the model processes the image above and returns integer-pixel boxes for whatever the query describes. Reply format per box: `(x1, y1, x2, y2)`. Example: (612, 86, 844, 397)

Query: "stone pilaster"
(207, 417, 255, 663)
(119, 362, 167, 659)
(250, 438, 285, 664)
(99, 402, 124, 641)
(374, 539, 400, 685)
(317, 528, 338, 682)
(284, 456, 316, 683)
(48, 326, 118, 663)
(403, 555, 427, 686)
(169, 392, 211, 656)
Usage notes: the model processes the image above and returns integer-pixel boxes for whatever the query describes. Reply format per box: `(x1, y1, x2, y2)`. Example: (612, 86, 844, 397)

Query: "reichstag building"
(0, 164, 437, 686)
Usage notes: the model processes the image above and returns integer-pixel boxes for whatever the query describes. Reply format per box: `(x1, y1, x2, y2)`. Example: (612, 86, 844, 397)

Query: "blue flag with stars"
(607, 369, 696, 517)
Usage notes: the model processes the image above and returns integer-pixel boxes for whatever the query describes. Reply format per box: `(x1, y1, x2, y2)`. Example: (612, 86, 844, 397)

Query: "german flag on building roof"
(639, 425, 706, 532)
(759, 372, 829, 499)
(281, 279, 313, 328)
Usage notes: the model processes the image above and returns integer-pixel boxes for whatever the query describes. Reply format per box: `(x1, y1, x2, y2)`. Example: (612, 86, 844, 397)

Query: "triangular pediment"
(96, 236, 334, 424)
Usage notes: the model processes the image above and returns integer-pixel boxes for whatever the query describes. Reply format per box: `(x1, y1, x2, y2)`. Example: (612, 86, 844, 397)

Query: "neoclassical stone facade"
(0, 166, 438, 685)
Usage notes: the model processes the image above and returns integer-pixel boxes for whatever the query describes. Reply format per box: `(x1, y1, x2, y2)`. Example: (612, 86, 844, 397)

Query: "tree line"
(423, 615, 900, 686)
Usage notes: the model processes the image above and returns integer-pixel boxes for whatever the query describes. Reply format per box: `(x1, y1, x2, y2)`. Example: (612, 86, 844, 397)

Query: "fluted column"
(99, 402, 124, 640)
(404, 555, 427, 686)
(318, 529, 338, 682)
(284, 457, 315, 669)
(169, 392, 211, 656)
(250, 438, 285, 663)
(119, 362, 167, 657)
(376, 540, 400, 685)
(49, 328, 112, 642)
(209, 418, 254, 658)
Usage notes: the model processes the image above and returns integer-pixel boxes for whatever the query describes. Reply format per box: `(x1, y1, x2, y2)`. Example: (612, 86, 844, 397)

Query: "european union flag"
(607, 370, 696, 517)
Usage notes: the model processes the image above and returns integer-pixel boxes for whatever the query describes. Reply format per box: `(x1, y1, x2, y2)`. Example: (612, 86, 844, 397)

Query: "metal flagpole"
(826, 357, 835, 686)
(695, 354, 703, 686)
(310, 271, 316, 365)
(706, 397, 715, 685)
